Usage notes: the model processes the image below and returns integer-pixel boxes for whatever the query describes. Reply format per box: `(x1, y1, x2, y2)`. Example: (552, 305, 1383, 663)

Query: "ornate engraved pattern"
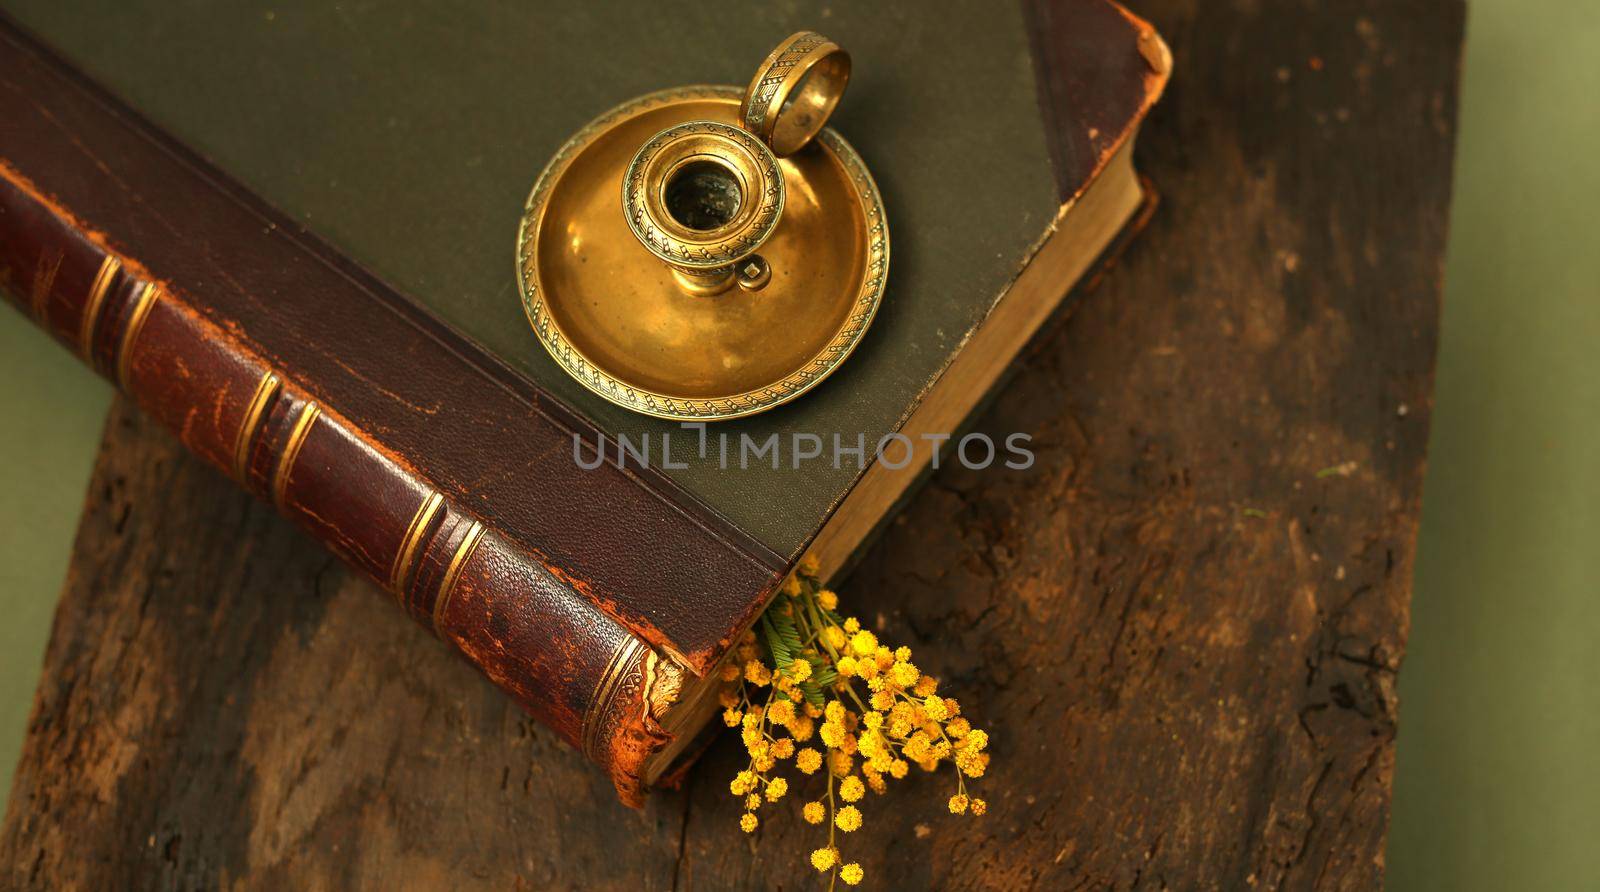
(583, 636, 647, 759)
(516, 87, 890, 421)
(622, 120, 783, 269)
(741, 32, 828, 141)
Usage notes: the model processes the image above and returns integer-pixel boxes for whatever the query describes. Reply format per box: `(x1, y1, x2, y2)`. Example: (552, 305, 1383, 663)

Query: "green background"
(1, 1, 1596, 886)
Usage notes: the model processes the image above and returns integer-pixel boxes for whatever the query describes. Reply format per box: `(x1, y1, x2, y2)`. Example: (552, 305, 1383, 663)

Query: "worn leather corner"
(599, 648, 683, 808)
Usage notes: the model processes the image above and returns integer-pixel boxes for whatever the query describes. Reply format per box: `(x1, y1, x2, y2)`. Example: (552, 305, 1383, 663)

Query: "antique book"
(0, 0, 1168, 803)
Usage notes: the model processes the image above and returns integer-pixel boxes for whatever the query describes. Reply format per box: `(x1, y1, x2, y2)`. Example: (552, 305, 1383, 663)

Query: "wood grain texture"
(1, 0, 1461, 888)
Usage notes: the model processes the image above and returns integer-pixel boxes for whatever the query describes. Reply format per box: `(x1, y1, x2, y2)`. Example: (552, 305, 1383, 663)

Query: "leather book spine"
(0, 167, 675, 803)
(0, 166, 675, 805)
(0, 166, 683, 803)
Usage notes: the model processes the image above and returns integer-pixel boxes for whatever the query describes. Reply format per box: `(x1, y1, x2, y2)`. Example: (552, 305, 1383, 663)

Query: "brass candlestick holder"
(516, 31, 888, 421)
(622, 119, 784, 298)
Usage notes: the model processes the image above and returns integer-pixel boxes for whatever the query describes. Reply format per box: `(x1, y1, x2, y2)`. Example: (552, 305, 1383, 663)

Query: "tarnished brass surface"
(517, 86, 888, 421)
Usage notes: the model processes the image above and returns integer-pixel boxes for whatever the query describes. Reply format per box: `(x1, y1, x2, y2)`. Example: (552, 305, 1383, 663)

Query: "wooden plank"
(1, 0, 1462, 887)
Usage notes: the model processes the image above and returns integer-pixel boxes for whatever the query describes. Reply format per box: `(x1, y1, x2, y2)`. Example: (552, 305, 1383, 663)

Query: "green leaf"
(770, 609, 803, 652)
(799, 679, 825, 707)
(761, 615, 790, 669)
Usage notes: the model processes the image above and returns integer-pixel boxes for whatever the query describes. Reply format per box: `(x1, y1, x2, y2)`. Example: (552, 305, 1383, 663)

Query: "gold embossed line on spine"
(115, 282, 160, 389)
(272, 401, 321, 509)
(583, 636, 645, 759)
(390, 491, 444, 596)
(78, 256, 121, 361)
(432, 520, 485, 636)
(233, 372, 281, 484)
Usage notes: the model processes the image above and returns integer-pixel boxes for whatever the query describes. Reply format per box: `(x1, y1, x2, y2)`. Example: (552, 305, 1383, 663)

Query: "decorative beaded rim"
(622, 119, 785, 270)
(515, 86, 890, 422)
